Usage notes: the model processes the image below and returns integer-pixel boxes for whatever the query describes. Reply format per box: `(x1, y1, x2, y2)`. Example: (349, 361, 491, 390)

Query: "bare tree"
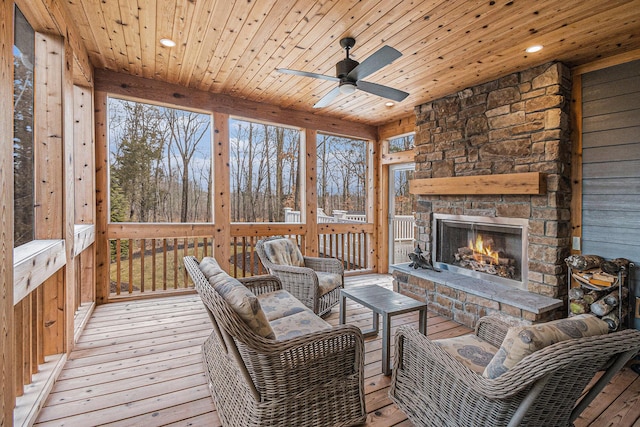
(164, 109, 209, 222)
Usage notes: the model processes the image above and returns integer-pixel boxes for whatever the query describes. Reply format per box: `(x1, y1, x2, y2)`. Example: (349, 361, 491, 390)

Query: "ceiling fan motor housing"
(336, 58, 359, 79)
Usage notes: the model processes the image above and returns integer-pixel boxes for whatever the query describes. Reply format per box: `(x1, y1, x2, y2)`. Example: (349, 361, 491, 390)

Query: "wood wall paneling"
(580, 59, 640, 301)
(378, 115, 416, 141)
(73, 85, 95, 224)
(14, 0, 92, 86)
(34, 33, 64, 240)
(0, 0, 15, 422)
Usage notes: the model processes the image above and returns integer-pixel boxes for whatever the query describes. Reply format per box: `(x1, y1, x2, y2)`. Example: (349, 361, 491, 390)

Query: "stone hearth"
(396, 62, 572, 327)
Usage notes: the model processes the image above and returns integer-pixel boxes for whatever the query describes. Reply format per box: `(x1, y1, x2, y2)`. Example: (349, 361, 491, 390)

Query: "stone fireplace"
(393, 62, 572, 327)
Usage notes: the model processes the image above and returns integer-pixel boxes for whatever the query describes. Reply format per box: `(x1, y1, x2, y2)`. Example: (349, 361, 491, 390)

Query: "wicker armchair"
(184, 256, 366, 427)
(256, 236, 344, 316)
(389, 316, 640, 427)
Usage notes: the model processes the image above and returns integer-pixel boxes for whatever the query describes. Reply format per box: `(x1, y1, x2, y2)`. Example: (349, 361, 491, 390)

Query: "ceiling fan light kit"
(277, 37, 409, 108)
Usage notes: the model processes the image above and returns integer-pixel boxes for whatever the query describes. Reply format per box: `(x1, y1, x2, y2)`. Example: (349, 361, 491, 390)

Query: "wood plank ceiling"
(64, 0, 640, 126)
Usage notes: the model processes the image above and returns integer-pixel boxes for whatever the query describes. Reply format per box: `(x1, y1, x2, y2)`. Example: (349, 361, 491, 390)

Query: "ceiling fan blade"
(313, 86, 342, 108)
(356, 80, 409, 102)
(277, 68, 339, 82)
(347, 45, 402, 81)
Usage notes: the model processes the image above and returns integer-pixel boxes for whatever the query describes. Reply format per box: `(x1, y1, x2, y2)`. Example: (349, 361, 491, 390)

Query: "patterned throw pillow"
(483, 314, 609, 379)
(263, 238, 305, 267)
(434, 334, 499, 374)
(203, 258, 276, 340)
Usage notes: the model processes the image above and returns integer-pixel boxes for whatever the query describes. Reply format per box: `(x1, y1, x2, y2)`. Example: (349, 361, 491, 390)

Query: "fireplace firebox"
(432, 214, 528, 289)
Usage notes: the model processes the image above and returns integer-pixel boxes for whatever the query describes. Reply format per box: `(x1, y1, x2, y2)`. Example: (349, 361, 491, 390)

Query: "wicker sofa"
(256, 236, 344, 317)
(184, 255, 366, 427)
(389, 314, 640, 427)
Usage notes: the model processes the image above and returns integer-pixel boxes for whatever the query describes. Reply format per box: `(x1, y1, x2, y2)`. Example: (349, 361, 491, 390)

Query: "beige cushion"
(262, 238, 305, 267)
(198, 256, 223, 280)
(316, 271, 342, 296)
(269, 310, 332, 341)
(483, 314, 609, 379)
(204, 259, 275, 340)
(258, 289, 309, 321)
(435, 334, 499, 375)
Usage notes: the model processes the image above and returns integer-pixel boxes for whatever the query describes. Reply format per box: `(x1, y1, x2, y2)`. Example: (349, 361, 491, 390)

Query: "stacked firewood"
(566, 255, 630, 331)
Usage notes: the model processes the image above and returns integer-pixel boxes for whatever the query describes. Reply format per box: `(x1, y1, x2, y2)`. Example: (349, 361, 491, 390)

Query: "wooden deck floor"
(35, 275, 640, 426)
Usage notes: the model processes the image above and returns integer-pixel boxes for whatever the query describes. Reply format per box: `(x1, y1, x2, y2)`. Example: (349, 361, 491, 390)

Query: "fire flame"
(469, 235, 499, 265)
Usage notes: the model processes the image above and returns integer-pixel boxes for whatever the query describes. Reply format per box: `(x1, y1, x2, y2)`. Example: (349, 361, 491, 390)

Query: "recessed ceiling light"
(385, 101, 395, 107)
(525, 44, 543, 53)
(160, 38, 176, 47)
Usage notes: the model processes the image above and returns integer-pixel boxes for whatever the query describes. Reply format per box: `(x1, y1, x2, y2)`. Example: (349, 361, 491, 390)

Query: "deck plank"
(34, 274, 640, 426)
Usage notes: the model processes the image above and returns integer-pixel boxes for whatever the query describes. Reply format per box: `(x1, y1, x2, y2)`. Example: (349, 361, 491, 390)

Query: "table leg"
(372, 309, 379, 334)
(419, 308, 427, 335)
(382, 313, 391, 376)
(339, 293, 346, 325)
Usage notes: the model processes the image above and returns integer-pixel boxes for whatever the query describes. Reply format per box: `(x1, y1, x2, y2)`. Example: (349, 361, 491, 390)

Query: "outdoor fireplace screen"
(433, 214, 528, 288)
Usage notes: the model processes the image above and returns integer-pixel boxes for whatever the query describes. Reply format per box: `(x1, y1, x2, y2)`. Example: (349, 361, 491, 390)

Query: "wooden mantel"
(409, 172, 546, 195)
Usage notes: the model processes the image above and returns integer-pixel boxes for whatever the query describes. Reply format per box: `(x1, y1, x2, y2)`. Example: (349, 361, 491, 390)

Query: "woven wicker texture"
(256, 236, 344, 316)
(184, 256, 366, 427)
(389, 317, 640, 427)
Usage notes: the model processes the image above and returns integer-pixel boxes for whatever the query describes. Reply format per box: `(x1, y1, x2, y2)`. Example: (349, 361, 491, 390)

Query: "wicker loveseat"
(390, 314, 640, 427)
(184, 255, 366, 427)
(256, 236, 344, 317)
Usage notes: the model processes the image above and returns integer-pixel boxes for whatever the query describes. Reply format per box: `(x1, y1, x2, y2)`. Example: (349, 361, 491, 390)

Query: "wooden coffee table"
(339, 284, 427, 375)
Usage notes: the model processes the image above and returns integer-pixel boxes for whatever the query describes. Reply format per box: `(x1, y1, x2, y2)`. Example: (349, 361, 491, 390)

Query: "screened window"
(229, 118, 302, 222)
(388, 134, 414, 153)
(108, 98, 212, 223)
(13, 7, 35, 247)
(317, 133, 368, 222)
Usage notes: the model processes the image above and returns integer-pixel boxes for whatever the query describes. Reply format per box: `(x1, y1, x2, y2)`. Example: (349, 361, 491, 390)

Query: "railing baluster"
(23, 297, 31, 386)
(115, 240, 121, 295)
(128, 239, 134, 294)
(163, 239, 168, 291)
(173, 238, 178, 289)
(140, 238, 145, 293)
(183, 237, 188, 288)
(152, 238, 157, 292)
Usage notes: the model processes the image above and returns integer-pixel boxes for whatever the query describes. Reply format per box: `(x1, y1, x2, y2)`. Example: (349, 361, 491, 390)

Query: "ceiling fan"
(277, 37, 409, 108)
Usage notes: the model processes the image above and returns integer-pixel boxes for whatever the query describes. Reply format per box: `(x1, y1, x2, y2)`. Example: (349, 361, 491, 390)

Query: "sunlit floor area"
(35, 275, 640, 426)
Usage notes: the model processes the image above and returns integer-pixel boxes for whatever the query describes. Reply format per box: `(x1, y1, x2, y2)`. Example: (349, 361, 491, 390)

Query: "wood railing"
(106, 222, 375, 299)
(109, 236, 214, 296)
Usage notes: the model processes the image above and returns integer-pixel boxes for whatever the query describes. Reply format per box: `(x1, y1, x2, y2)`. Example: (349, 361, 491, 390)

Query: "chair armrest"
(238, 275, 282, 296)
(303, 256, 344, 275)
(245, 324, 365, 400)
(264, 263, 319, 304)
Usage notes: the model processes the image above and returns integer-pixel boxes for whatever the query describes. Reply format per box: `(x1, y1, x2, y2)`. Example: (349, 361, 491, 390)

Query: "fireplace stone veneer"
(395, 62, 572, 326)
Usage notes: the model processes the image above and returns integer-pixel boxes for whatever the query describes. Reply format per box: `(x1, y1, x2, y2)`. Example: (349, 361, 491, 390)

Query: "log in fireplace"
(432, 214, 529, 290)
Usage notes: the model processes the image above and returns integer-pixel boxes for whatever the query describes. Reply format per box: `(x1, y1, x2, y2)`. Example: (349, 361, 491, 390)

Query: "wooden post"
(34, 32, 66, 354)
(94, 90, 110, 304)
(377, 138, 390, 273)
(213, 112, 231, 271)
(368, 138, 378, 272)
(63, 34, 75, 352)
(304, 129, 318, 256)
(0, 0, 15, 422)
(570, 73, 583, 255)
